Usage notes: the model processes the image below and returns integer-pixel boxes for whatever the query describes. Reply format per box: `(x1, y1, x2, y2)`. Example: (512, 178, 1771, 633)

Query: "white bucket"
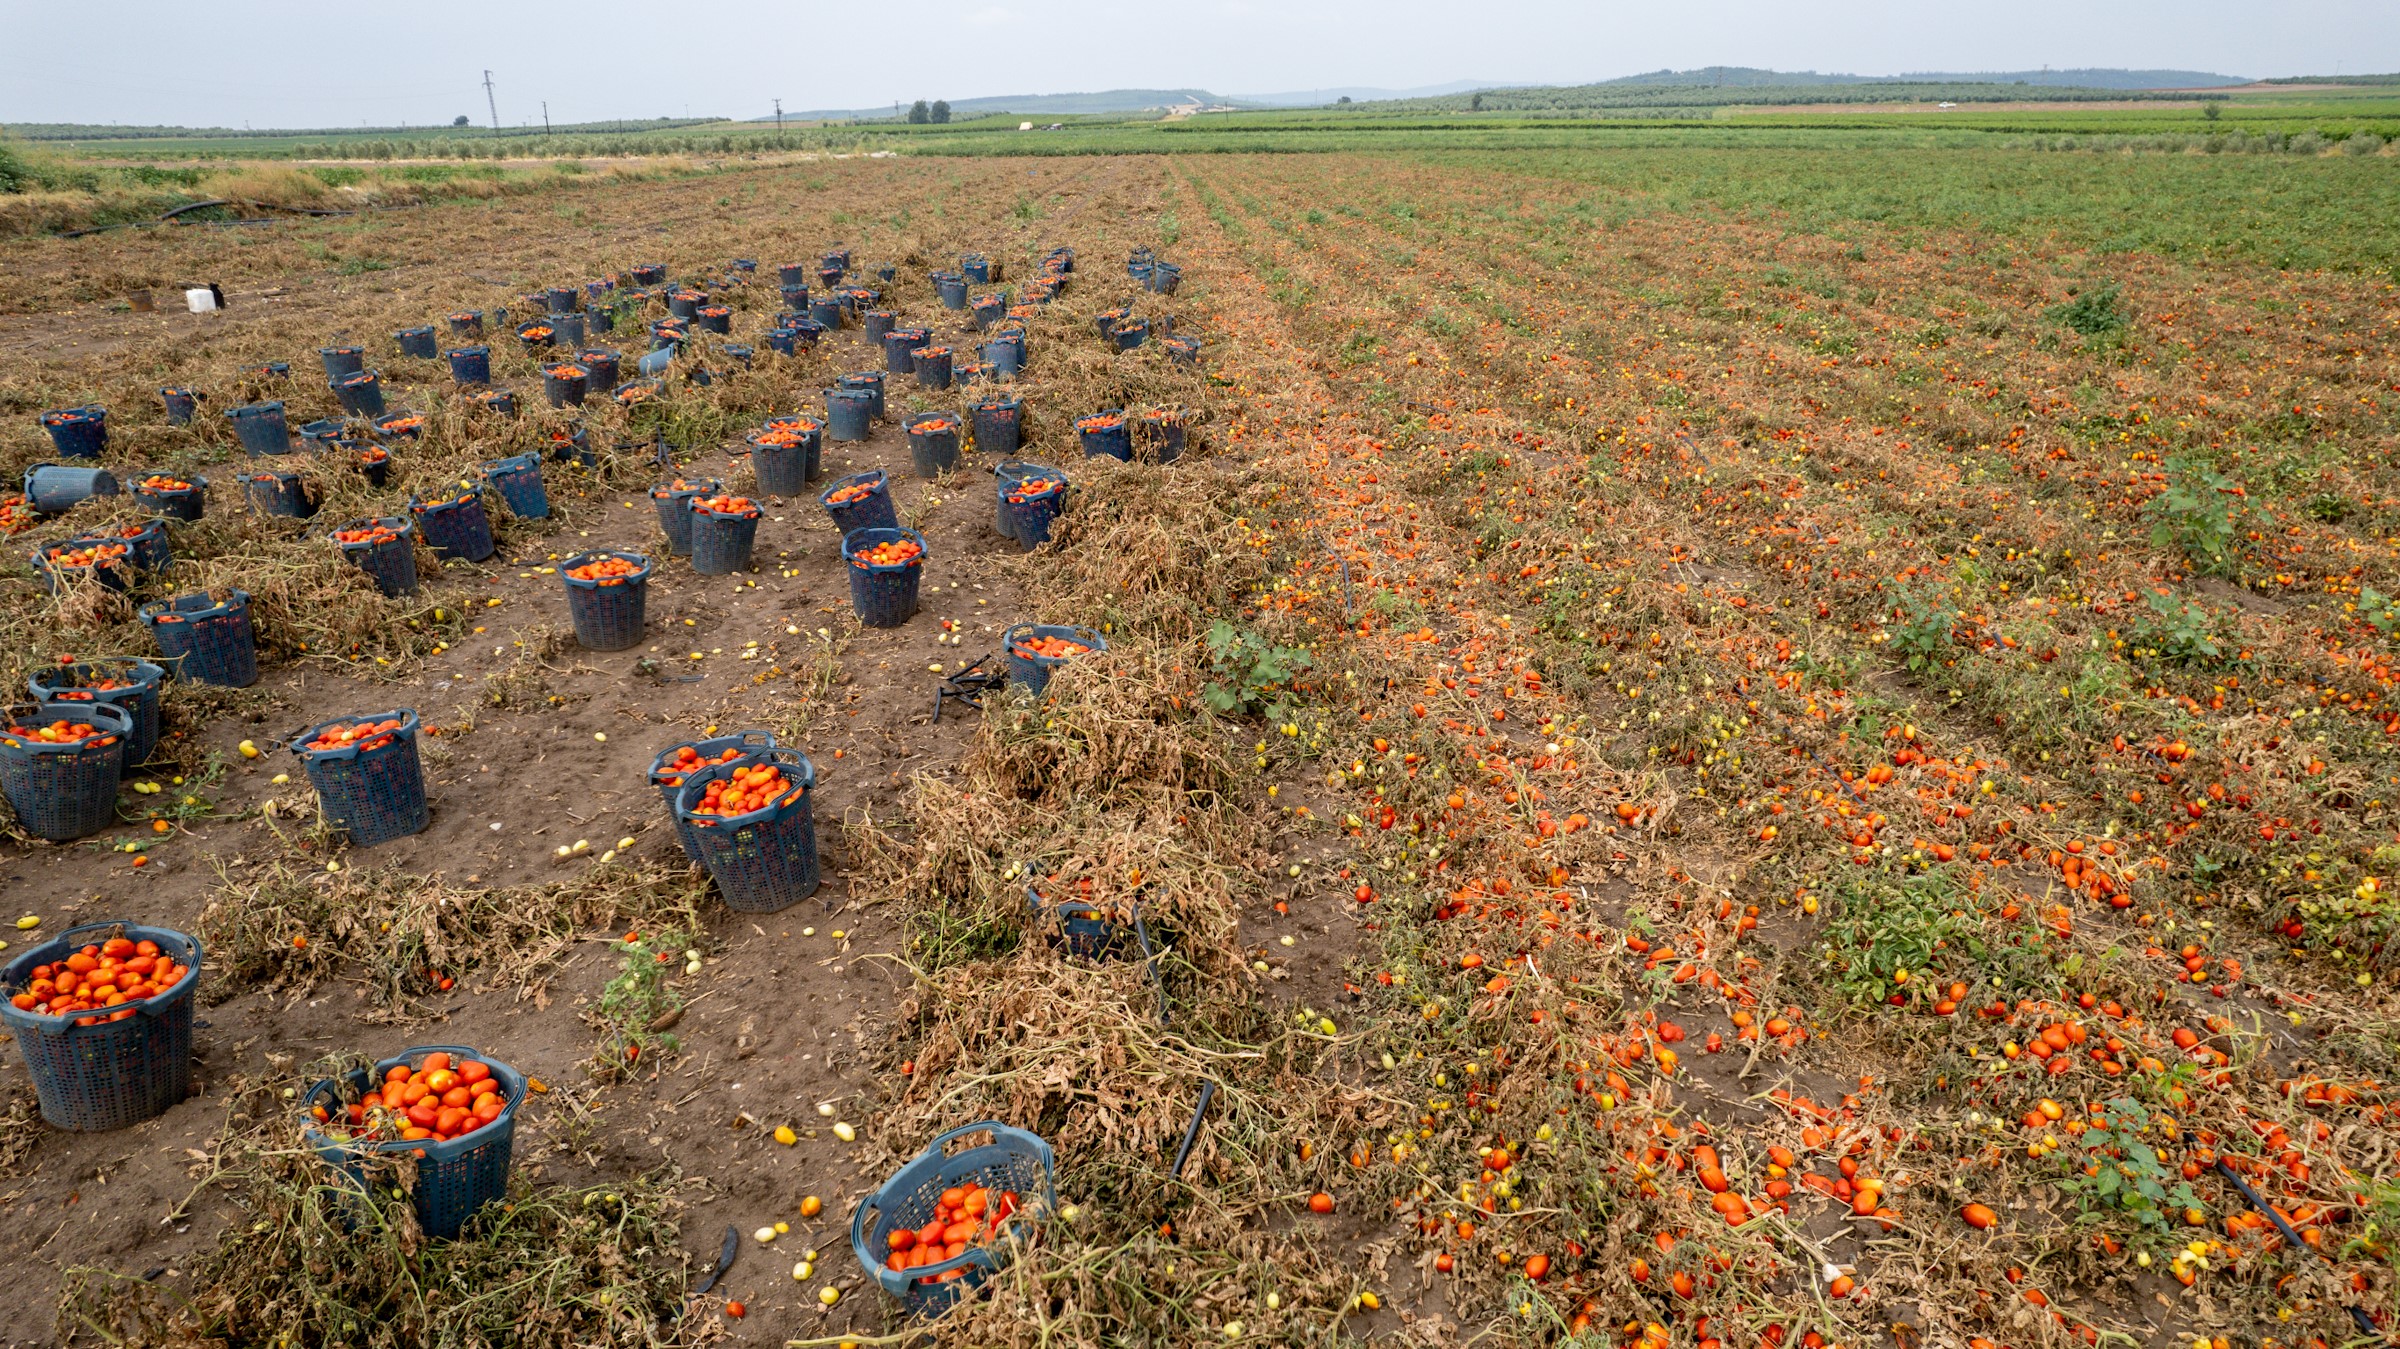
(185, 288, 218, 313)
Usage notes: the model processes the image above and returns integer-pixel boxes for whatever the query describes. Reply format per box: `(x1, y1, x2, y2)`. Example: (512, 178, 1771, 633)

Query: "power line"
(483, 70, 499, 135)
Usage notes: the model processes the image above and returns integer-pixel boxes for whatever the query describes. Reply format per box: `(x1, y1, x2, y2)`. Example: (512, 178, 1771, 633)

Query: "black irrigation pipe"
(2209, 1159, 2379, 1339)
(56, 200, 353, 239)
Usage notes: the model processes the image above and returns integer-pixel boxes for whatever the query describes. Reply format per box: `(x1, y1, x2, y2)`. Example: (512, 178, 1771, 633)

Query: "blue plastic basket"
(225, 401, 291, 456)
(448, 310, 484, 336)
(542, 363, 588, 410)
(882, 327, 927, 373)
(826, 388, 874, 442)
(820, 470, 898, 536)
(33, 538, 132, 594)
(838, 371, 886, 419)
(690, 498, 760, 576)
(560, 550, 650, 651)
(0, 921, 200, 1131)
(319, 346, 365, 379)
(1025, 882, 1128, 959)
(749, 422, 818, 496)
(845, 527, 926, 629)
(336, 516, 418, 597)
(983, 333, 1026, 377)
(0, 701, 131, 840)
(243, 470, 315, 520)
(852, 1122, 1056, 1318)
(1163, 336, 1202, 365)
(27, 659, 163, 773)
(650, 477, 720, 556)
(578, 348, 620, 393)
(1076, 411, 1133, 462)
(1005, 623, 1107, 696)
(132, 473, 206, 522)
(411, 492, 495, 563)
(1139, 409, 1188, 464)
(332, 370, 385, 418)
(650, 731, 777, 863)
(289, 709, 429, 847)
(105, 518, 173, 572)
(906, 412, 962, 478)
(1004, 470, 1070, 551)
(1109, 319, 1148, 352)
(302, 1045, 525, 1238)
(675, 748, 820, 912)
(482, 455, 550, 520)
(160, 387, 200, 425)
(971, 396, 1022, 457)
(24, 463, 118, 513)
(141, 590, 258, 687)
(914, 346, 955, 390)
(40, 406, 107, 459)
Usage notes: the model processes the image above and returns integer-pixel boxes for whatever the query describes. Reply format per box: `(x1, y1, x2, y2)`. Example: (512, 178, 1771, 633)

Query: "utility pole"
(774, 98, 783, 132)
(483, 70, 500, 134)
(542, 101, 551, 134)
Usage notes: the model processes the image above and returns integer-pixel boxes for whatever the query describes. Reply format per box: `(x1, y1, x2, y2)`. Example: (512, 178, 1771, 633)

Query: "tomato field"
(0, 144, 2394, 1348)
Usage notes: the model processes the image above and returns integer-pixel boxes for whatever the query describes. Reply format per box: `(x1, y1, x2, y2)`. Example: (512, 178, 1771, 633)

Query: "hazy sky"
(6, 0, 2395, 127)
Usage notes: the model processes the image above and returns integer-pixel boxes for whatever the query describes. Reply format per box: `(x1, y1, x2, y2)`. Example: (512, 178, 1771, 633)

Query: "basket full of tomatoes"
(851, 1122, 1054, 1318)
(0, 701, 131, 840)
(842, 527, 927, 629)
(1003, 623, 1106, 697)
(332, 516, 418, 598)
(673, 746, 820, 911)
(27, 658, 164, 773)
(1, 921, 200, 1130)
(288, 710, 428, 847)
(559, 550, 652, 651)
(650, 730, 776, 862)
(819, 469, 897, 537)
(687, 493, 761, 577)
(303, 1046, 524, 1238)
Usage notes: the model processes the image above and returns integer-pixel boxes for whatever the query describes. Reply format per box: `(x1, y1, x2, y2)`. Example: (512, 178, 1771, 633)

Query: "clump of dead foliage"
(58, 1063, 696, 1348)
(198, 854, 708, 1013)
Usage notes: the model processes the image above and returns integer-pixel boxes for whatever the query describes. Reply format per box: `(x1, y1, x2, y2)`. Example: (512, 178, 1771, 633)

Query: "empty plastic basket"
(225, 401, 291, 455)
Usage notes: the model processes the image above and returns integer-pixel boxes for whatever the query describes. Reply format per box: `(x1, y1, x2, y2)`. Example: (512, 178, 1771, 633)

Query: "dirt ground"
(0, 157, 1186, 1346)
